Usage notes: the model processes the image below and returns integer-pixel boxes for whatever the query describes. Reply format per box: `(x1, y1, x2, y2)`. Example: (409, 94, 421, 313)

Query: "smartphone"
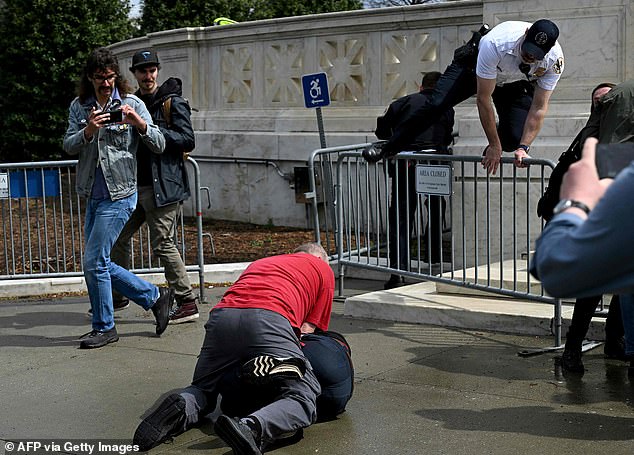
(595, 143, 634, 178)
(103, 109, 123, 124)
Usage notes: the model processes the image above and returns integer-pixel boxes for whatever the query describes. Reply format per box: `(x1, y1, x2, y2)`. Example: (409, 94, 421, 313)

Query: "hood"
(141, 77, 183, 110)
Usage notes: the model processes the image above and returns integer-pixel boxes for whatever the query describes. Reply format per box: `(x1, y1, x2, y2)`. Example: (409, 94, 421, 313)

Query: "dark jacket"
(136, 77, 195, 207)
(375, 88, 455, 154)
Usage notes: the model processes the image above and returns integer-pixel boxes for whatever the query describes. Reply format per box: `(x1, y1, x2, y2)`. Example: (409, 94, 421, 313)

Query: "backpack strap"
(162, 97, 172, 128)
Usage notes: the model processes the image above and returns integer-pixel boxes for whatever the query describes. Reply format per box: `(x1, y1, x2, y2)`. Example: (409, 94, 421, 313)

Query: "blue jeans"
(84, 193, 158, 331)
(619, 294, 634, 356)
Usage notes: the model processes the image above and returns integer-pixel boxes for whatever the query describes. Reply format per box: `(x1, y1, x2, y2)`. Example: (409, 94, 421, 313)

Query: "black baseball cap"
(129, 49, 160, 71)
(521, 19, 559, 60)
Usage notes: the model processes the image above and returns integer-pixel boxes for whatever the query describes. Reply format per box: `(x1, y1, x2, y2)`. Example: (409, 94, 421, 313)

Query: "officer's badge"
(553, 57, 564, 74)
(534, 67, 546, 77)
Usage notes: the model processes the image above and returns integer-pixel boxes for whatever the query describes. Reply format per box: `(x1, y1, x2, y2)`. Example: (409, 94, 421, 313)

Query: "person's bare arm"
(477, 77, 503, 174)
(514, 86, 553, 167)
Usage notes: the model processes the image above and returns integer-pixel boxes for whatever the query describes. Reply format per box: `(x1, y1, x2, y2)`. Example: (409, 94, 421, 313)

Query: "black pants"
(565, 295, 624, 351)
(218, 333, 353, 422)
(423, 61, 534, 151)
(388, 159, 446, 269)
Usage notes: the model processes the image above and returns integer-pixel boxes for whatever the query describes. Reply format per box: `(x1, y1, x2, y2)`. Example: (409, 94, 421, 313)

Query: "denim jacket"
(63, 94, 165, 201)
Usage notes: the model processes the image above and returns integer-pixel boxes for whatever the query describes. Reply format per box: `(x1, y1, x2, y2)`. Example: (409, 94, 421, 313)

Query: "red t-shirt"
(214, 253, 335, 331)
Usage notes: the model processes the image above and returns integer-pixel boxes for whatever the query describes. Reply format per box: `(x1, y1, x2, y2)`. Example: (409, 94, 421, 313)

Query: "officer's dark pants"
(388, 159, 446, 269)
(565, 295, 624, 351)
(421, 61, 535, 151)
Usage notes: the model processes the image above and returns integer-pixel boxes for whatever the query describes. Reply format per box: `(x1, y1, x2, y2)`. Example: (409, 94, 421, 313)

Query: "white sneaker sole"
(168, 313, 199, 324)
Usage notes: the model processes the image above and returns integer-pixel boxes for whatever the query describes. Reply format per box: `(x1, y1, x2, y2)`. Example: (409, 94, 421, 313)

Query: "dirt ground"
(186, 218, 320, 264)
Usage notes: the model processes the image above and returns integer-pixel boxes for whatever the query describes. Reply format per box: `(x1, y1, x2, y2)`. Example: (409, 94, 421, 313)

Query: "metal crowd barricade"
(307, 143, 563, 347)
(306, 142, 372, 255)
(0, 157, 207, 302)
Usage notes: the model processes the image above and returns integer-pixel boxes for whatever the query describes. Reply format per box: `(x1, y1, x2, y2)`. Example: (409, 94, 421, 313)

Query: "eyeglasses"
(92, 73, 117, 83)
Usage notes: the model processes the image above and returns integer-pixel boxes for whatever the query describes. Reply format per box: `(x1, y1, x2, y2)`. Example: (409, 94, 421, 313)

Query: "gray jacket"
(63, 94, 165, 200)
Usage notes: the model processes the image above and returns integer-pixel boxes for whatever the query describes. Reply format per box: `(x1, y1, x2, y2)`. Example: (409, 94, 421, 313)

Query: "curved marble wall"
(110, 0, 633, 227)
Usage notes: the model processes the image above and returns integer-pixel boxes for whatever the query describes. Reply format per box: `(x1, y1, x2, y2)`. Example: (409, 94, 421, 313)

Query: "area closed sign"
(415, 164, 452, 195)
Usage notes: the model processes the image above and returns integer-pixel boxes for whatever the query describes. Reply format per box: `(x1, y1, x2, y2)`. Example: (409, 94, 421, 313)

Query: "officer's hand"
(363, 142, 386, 163)
(514, 149, 531, 168)
(481, 144, 502, 175)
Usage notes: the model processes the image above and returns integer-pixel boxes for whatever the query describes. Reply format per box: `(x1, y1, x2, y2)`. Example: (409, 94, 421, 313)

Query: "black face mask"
(518, 63, 531, 80)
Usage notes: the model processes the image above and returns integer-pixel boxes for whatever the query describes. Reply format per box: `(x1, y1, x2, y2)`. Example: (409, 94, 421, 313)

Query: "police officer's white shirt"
(476, 21, 564, 91)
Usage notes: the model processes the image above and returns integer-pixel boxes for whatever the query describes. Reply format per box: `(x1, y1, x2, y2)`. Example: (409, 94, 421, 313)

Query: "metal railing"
(0, 157, 208, 302)
(307, 143, 563, 345)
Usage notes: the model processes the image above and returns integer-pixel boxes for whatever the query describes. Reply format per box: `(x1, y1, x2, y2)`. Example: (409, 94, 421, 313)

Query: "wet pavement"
(1, 279, 633, 455)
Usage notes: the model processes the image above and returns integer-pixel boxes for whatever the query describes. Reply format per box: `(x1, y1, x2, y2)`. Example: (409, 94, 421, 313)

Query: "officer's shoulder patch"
(553, 57, 564, 74)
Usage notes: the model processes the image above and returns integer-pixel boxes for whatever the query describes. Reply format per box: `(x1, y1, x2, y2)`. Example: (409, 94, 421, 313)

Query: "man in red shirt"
(133, 243, 335, 454)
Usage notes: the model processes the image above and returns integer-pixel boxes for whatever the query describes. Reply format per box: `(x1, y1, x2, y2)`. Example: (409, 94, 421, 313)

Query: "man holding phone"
(63, 47, 174, 349)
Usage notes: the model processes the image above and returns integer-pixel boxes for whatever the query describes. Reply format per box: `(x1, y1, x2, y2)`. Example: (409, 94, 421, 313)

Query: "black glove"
(362, 141, 386, 163)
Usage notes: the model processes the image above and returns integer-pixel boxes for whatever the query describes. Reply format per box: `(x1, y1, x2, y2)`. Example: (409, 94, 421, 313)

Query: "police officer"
(374, 71, 455, 288)
(366, 19, 564, 175)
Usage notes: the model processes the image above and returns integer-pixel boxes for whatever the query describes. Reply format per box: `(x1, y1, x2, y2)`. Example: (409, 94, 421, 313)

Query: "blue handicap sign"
(302, 73, 330, 108)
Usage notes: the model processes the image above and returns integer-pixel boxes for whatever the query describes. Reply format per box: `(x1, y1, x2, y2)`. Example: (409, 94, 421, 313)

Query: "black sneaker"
(561, 348, 585, 374)
(384, 274, 404, 290)
(133, 393, 186, 452)
(79, 327, 119, 349)
(604, 336, 627, 360)
(239, 355, 306, 384)
(214, 414, 262, 455)
(87, 298, 130, 316)
(151, 288, 175, 336)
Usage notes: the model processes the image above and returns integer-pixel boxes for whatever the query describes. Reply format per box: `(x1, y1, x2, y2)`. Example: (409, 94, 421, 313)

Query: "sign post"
(302, 72, 330, 149)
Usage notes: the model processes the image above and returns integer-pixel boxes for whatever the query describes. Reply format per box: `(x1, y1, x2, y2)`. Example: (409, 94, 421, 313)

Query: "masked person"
(365, 20, 564, 176)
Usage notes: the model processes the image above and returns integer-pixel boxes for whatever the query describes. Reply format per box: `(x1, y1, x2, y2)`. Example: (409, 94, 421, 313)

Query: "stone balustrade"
(110, 0, 633, 229)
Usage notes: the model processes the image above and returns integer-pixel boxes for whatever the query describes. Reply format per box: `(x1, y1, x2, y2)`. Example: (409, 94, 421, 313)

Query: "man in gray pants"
(133, 243, 335, 454)
(111, 49, 198, 323)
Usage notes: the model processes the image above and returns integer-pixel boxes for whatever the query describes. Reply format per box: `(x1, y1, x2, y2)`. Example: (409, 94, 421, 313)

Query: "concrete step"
(343, 281, 607, 340)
